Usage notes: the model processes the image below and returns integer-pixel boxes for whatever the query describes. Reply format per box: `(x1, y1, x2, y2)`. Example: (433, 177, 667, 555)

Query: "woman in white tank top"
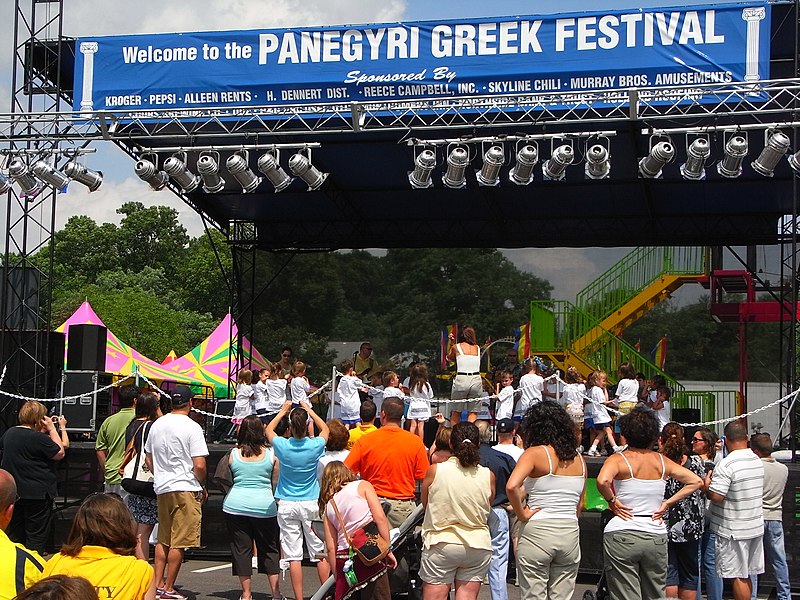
(447, 326, 483, 426)
(597, 407, 702, 600)
(506, 401, 587, 600)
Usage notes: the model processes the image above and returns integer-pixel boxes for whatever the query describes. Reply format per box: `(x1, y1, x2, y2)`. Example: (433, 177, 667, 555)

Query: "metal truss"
(1, 78, 800, 146)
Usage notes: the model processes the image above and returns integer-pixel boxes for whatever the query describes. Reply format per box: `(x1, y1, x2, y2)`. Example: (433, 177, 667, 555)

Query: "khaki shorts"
(420, 542, 491, 584)
(715, 534, 764, 579)
(157, 491, 202, 549)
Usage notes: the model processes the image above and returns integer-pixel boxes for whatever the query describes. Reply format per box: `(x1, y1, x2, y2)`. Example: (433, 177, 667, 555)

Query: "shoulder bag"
(330, 497, 390, 567)
(120, 421, 156, 498)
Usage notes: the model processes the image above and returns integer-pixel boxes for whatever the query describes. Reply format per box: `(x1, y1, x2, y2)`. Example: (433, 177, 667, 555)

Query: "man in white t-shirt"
(707, 421, 764, 600)
(493, 418, 524, 462)
(145, 386, 209, 600)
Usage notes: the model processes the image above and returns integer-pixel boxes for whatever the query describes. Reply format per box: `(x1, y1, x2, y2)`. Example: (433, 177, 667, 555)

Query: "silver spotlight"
(542, 144, 573, 181)
(164, 152, 200, 193)
(585, 144, 610, 180)
(680, 138, 710, 181)
(0, 171, 10, 194)
(638, 141, 675, 179)
(226, 150, 262, 193)
(64, 160, 103, 192)
(752, 131, 790, 177)
(509, 144, 538, 185)
(135, 157, 168, 191)
(288, 153, 327, 191)
(789, 148, 800, 174)
(476, 145, 504, 187)
(409, 149, 436, 189)
(442, 147, 469, 189)
(8, 158, 43, 199)
(258, 151, 293, 192)
(32, 159, 70, 191)
(717, 135, 748, 178)
(197, 151, 225, 193)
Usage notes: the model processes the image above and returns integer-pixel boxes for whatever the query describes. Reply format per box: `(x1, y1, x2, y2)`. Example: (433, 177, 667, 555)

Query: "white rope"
(0, 372, 134, 404)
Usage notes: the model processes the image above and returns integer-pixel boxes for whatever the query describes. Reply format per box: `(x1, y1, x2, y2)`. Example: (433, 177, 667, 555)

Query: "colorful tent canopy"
(161, 350, 178, 365)
(57, 302, 271, 397)
(162, 313, 272, 397)
(57, 301, 210, 391)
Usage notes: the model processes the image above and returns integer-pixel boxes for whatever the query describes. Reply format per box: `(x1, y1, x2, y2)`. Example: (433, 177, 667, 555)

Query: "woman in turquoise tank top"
(223, 415, 281, 600)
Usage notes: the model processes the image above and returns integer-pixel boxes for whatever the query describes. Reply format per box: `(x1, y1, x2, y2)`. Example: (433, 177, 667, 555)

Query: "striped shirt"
(708, 448, 764, 540)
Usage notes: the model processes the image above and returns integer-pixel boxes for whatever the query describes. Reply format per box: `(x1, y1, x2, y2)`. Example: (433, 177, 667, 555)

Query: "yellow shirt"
(0, 529, 45, 599)
(43, 546, 153, 600)
(347, 423, 378, 450)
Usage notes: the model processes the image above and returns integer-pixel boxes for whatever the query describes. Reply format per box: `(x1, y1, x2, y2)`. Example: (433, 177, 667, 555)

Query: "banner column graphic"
(79, 41, 98, 112)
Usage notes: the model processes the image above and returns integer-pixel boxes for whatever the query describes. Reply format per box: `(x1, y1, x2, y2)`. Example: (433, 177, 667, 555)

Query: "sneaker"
(613, 445, 628, 453)
(587, 447, 600, 457)
(158, 591, 187, 600)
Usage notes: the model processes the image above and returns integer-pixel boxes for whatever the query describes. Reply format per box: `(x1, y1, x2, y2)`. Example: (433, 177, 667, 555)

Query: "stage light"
(638, 141, 675, 179)
(717, 135, 748, 178)
(288, 153, 327, 190)
(8, 158, 43, 199)
(258, 151, 293, 192)
(226, 150, 262, 193)
(789, 149, 800, 174)
(196, 151, 225, 193)
(752, 131, 790, 177)
(32, 159, 70, 191)
(409, 149, 436, 189)
(134, 157, 168, 191)
(542, 144, 573, 181)
(64, 160, 103, 192)
(442, 147, 469, 189)
(680, 138, 710, 180)
(164, 152, 200, 193)
(585, 144, 610, 180)
(476, 145, 505, 187)
(0, 172, 10, 194)
(509, 144, 538, 185)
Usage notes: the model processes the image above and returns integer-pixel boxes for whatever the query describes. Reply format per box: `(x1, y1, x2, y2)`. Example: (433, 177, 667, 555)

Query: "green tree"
(116, 202, 189, 277)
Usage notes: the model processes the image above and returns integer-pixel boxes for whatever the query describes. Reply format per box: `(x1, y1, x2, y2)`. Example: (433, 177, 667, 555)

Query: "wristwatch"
(606, 496, 617, 505)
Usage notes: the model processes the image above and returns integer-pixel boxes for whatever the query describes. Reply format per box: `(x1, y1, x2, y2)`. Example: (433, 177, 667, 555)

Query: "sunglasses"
(282, 353, 292, 358)
(691, 438, 705, 443)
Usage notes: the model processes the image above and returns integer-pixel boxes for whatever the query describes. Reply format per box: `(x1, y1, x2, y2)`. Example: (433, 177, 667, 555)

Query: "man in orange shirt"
(345, 396, 428, 528)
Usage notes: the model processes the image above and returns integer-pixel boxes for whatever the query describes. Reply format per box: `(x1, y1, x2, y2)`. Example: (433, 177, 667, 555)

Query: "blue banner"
(72, 2, 770, 114)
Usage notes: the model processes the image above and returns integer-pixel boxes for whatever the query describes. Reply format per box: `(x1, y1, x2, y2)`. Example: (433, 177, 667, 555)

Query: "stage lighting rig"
(164, 152, 201, 193)
(476, 145, 505, 187)
(509, 144, 538, 186)
(227, 150, 262, 193)
(638, 140, 675, 179)
(680, 137, 710, 180)
(8, 158, 43, 199)
(32, 158, 70, 191)
(442, 146, 469, 189)
(64, 160, 103, 192)
(789, 148, 800, 174)
(409, 149, 436, 189)
(135, 156, 169, 191)
(717, 135, 748, 178)
(258, 150, 293, 192)
(197, 151, 226, 193)
(752, 130, 790, 177)
(288, 151, 327, 191)
(0, 171, 10, 195)
(542, 144, 573, 181)
(585, 143, 610, 180)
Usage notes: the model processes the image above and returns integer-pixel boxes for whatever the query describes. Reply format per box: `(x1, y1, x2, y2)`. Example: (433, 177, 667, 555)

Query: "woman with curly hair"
(15, 575, 99, 600)
(317, 419, 351, 483)
(659, 423, 706, 600)
(42, 493, 155, 600)
(421, 421, 493, 600)
(506, 401, 586, 600)
(597, 407, 703, 600)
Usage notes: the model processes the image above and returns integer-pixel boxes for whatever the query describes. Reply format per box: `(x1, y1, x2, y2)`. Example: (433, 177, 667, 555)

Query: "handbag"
(211, 450, 234, 494)
(120, 421, 156, 498)
(330, 497, 390, 567)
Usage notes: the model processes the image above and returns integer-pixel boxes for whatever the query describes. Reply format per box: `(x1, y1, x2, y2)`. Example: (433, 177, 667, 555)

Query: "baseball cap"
(497, 418, 515, 434)
(171, 385, 194, 406)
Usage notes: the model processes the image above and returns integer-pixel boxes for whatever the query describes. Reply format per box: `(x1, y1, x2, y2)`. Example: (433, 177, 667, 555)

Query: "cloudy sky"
(0, 0, 781, 301)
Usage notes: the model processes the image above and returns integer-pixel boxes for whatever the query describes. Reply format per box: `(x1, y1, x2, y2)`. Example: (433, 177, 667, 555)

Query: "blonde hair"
(564, 366, 584, 384)
(237, 369, 253, 385)
(319, 460, 357, 516)
(18, 401, 46, 428)
(292, 361, 306, 376)
(587, 369, 607, 387)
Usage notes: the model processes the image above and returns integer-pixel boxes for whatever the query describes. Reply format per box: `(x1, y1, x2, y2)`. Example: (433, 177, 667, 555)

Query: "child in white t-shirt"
(233, 369, 255, 428)
(407, 363, 434, 440)
(264, 364, 289, 416)
(614, 362, 639, 415)
(253, 367, 270, 423)
(494, 371, 515, 421)
(517, 358, 544, 420)
(289, 360, 314, 436)
(337, 359, 366, 427)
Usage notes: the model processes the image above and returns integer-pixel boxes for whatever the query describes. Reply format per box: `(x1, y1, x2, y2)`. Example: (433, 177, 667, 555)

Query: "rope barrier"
(0, 372, 134, 404)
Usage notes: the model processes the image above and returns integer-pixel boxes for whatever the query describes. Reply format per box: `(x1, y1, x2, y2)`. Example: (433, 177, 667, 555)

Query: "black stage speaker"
(67, 324, 107, 372)
(0, 330, 64, 399)
(59, 370, 113, 433)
